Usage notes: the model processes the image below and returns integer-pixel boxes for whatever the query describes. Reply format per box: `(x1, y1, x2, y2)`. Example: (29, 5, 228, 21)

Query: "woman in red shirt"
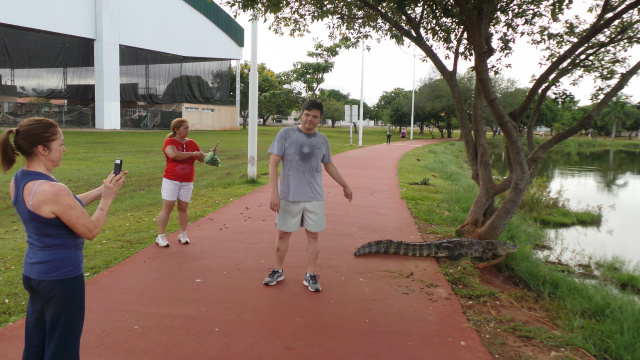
(156, 118, 210, 247)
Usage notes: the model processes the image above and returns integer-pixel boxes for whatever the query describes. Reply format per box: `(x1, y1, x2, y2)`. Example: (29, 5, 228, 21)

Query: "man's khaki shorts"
(276, 200, 326, 233)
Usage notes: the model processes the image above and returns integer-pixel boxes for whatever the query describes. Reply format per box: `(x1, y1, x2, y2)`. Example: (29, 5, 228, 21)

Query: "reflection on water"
(492, 149, 640, 267)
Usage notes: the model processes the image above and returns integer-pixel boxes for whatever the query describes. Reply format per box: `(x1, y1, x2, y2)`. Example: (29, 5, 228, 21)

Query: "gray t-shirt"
(268, 126, 332, 202)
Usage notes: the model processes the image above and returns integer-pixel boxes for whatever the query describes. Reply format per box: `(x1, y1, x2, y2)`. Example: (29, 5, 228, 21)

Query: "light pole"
(410, 46, 416, 140)
(236, 59, 240, 126)
(247, 18, 258, 180)
(358, 40, 365, 147)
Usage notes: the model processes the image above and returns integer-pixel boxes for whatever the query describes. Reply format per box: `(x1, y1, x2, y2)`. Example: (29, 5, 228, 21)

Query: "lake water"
(492, 148, 640, 268)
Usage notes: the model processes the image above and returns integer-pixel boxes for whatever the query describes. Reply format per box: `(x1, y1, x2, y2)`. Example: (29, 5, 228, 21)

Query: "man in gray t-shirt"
(263, 99, 353, 292)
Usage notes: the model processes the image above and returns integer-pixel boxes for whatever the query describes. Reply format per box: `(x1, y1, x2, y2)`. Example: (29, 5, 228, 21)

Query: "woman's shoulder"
(38, 181, 71, 196)
(163, 137, 183, 149)
(25, 180, 73, 206)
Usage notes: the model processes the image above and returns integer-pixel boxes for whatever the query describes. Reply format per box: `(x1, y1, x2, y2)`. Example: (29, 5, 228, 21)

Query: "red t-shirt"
(162, 138, 200, 183)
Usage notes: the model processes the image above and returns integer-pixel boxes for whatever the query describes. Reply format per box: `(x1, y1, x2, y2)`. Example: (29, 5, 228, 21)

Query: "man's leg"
(275, 230, 292, 269)
(264, 230, 292, 285)
(303, 230, 322, 292)
(305, 229, 320, 274)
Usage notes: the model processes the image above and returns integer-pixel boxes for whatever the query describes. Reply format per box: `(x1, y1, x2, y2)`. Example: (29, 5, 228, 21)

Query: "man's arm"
(323, 162, 353, 202)
(269, 154, 282, 212)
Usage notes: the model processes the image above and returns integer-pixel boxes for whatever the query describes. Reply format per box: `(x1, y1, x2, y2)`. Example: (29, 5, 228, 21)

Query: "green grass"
(398, 140, 640, 360)
(398, 140, 477, 235)
(440, 261, 499, 300)
(595, 257, 640, 295)
(0, 124, 434, 328)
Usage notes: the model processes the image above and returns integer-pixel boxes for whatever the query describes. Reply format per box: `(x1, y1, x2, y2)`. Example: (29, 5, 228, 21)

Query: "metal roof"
(184, 0, 244, 47)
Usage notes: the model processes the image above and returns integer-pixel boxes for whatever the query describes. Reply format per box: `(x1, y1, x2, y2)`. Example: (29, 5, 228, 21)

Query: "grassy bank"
(398, 140, 640, 360)
(0, 124, 428, 328)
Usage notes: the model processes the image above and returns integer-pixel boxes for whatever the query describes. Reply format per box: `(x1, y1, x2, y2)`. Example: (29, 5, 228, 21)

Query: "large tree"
(415, 72, 473, 138)
(281, 38, 359, 101)
(257, 71, 298, 125)
(318, 89, 349, 127)
(230, 62, 298, 127)
(372, 87, 410, 126)
(224, 0, 640, 240)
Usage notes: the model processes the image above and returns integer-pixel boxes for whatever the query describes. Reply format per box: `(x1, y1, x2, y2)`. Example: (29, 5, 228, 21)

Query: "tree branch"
(531, 59, 640, 158)
(512, 0, 640, 120)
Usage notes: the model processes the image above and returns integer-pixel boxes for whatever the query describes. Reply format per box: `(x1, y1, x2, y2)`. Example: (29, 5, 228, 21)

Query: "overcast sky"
(219, 2, 640, 107)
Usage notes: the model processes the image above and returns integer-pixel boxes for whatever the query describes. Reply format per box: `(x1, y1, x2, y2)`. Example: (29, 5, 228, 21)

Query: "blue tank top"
(12, 168, 85, 280)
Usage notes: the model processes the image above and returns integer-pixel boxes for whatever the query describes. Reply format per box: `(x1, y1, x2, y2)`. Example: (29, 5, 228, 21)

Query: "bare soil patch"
(447, 263, 595, 360)
(412, 214, 596, 359)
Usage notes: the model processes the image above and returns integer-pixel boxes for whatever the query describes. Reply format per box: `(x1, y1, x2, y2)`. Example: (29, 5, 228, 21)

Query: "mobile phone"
(114, 159, 123, 176)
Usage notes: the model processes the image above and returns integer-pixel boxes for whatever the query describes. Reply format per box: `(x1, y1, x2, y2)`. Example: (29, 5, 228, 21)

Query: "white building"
(0, 0, 243, 129)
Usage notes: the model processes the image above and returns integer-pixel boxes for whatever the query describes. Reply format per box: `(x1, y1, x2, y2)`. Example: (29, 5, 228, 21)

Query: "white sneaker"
(156, 234, 169, 247)
(178, 232, 190, 244)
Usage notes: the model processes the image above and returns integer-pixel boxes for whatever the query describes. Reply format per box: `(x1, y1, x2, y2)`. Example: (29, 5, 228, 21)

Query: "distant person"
(401, 127, 407, 143)
(0, 117, 127, 360)
(386, 125, 392, 144)
(156, 118, 214, 247)
(264, 99, 353, 292)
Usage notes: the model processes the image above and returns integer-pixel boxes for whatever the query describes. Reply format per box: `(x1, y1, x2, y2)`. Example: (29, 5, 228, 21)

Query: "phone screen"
(114, 159, 123, 176)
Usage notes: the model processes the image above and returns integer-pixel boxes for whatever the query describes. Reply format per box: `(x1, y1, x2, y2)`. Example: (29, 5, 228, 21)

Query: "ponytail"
(0, 128, 19, 173)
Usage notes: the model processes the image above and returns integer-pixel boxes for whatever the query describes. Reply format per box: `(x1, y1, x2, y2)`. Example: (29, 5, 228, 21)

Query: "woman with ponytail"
(156, 118, 213, 247)
(0, 117, 127, 360)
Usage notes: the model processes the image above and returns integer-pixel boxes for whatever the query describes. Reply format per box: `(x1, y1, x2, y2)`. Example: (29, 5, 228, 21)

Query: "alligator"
(353, 238, 519, 260)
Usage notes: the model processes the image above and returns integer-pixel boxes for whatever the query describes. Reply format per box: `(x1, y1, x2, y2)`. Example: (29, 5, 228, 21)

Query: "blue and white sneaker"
(263, 268, 284, 285)
(303, 273, 321, 292)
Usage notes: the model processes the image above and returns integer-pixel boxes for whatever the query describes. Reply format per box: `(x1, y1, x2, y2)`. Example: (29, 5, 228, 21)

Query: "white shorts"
(276, 200, 326, 233)
(161, 178, 194, 202)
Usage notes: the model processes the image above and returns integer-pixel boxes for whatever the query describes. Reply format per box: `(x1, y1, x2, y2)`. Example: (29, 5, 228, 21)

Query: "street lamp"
(359, 40, 365, 146)
(410, 46, 416, 140)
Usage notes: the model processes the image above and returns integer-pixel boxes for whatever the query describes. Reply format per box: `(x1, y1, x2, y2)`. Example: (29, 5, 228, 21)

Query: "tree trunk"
(450, 5, 534, 240)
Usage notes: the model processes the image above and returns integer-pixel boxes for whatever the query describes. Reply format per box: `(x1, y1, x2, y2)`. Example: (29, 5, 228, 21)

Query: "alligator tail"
(354, 240, 431, 256)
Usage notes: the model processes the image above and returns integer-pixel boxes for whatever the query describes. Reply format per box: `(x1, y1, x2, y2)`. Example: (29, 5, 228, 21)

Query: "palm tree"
(600, 95, 636, 140)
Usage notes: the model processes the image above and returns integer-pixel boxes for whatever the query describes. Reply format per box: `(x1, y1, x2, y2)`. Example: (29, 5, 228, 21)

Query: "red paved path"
(0, 139, 491, 359)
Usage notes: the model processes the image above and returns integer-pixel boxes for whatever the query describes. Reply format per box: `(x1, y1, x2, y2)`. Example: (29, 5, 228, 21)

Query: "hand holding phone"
(114, 159, 123, 176)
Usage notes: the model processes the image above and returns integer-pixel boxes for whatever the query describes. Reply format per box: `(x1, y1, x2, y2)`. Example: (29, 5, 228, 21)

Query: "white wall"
(0, 0, 242, 60)
(0, 0, 96, 39)
(118, 0, 241, 59)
